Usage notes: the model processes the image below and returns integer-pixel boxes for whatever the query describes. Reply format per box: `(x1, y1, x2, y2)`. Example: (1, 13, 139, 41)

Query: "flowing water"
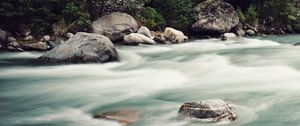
(1, 35, 300, 126)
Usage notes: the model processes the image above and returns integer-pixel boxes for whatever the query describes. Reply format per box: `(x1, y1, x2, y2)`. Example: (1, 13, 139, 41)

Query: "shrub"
(140, 7, 166, 30)
(63, 1, 91, 32)
(244, 4, 258, 26)
(151, 0, 196, 31)
(237, 7, 245, 23)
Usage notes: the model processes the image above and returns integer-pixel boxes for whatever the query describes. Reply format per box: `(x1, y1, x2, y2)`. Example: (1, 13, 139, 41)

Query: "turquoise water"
(1, 35, 300, 126)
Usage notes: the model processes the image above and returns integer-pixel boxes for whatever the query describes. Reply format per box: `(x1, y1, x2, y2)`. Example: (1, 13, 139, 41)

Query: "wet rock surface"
(178, 99, 237, 122)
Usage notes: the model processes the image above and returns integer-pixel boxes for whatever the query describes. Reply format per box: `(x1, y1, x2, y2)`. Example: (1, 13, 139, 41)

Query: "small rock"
(42, 35, 51, 42)
(23, 35, 34, 41)
(246, 29, 256, 36)
(163, 27, 188, 44)
(8, 42, 20, 47)
(153, 34, 167, 44)
(124, 33, 156, 45)
(221, 33, 237, 41)
(236, 29, 245, 37)
(22, 42, 49, 51)
(137, 26, 153, 38)
(7, 37, 17, 43)
(67, 33, 74, 39)
(178, 99, 237, 122)
(94, 110, 140, 126)
(7, 42, 23, 52)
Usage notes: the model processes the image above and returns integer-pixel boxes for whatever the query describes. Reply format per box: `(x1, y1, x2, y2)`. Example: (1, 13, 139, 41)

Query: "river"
(1, 35, 300, 126)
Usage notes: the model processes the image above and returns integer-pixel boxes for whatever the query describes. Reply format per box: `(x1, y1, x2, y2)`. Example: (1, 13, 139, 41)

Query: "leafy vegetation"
(0, 0, 300, 36)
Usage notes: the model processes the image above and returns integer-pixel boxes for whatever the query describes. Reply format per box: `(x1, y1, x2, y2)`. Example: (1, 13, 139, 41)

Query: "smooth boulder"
(137, 26, 153, 38)
(124, 33, 156, 45)
(221, 33, 238, 41)
(92, 12, 138, 42)
(192, 0, 239, 33)
(163, 27, 188, 44)
(38, 32, 118, 64)
(246, 29, 256, 36)
(178, 99, 237, 122)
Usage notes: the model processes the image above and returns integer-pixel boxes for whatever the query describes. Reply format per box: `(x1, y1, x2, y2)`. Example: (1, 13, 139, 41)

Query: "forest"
(0, 0, 300, 37)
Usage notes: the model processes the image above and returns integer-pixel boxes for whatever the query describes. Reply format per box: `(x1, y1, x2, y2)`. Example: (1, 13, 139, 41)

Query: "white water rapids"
(1, 35, 300, 126)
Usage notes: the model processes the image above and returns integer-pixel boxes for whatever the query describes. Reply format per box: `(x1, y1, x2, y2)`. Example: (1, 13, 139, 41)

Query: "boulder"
(178, 99, 236, 122)
(137, 26, 153, 38)
(42, 35, 51, 42)
(23, 35, 34, 41)
(192, 0, 239, 34)
(153, 34, 167, 44)
(94, 110, 140, 126)
(22, 42, 49, 51)
(7, 37, 17, 43)
(92, 12, 138, 42)
(236, 29, 245, 37)
(163, 27, 188, 44)
(37, 32, 118, 64)
(124, 33, 156, 45)
(246, 29, 256, 36)
(221, 33, 238, 41)
(67, 33, 74, 39)
(7, 42, 24, 52)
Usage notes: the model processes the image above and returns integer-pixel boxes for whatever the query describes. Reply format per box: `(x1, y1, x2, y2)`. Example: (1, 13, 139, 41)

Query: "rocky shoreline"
(0, 0, 296, 55)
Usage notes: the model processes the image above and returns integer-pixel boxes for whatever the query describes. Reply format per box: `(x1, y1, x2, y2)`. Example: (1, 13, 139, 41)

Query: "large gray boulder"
(192, 0, 239, 34)
(178, 99, 237, 122)
(38, 32, 118, 64)
(124, 33, 156, 45)
(92, 12, 138, 42)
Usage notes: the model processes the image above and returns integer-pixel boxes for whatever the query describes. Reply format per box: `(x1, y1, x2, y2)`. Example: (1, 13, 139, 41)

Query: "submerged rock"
(92, 12, 138, 42)
(94, 110, 140, 126)
(38, 32, 118, 64)
(163, 27, 188, 44)
(178, 99, 236, 122)
(192, 0, 239, 34)
(124, 33, 156, 45)
(294, 42, 300, 46)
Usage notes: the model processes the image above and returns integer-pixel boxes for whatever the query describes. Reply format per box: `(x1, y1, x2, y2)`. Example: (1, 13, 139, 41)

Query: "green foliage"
(140, 7, 166, 30)
(152, 0, 196, 30)
(244, 4, 258, 26)
(63, 1, 91, 32)
(237, 7, 245, 23)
